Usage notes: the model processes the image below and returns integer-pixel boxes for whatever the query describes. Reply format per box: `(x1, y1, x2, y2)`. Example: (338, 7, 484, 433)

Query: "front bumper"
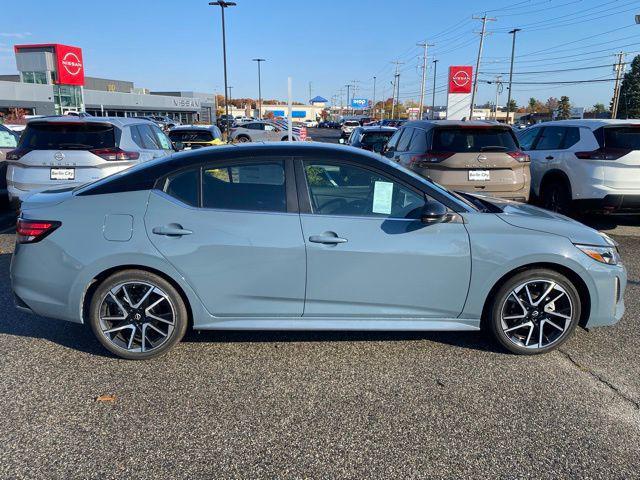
(584, 261, 627, 328)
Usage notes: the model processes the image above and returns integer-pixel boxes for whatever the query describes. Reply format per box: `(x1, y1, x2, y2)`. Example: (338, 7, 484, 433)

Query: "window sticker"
(372, 181, 393, 214)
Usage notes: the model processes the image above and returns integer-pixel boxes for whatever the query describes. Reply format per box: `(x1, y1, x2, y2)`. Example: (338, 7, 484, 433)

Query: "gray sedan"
(11, 143, 626, 359)
(229, 121, 300, 142)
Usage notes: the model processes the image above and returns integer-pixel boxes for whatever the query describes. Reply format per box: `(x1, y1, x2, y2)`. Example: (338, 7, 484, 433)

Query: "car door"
(145, 157, 306, 317)
(263, 123, 280, 141)
(297, 158, 471, 318)
(528, 126, 566, 196)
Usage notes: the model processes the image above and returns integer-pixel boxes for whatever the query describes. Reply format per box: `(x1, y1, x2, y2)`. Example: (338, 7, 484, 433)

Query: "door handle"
(309, 232, 348, 244)
(545, 155, 554, 160)
(152, 224, 193, 237)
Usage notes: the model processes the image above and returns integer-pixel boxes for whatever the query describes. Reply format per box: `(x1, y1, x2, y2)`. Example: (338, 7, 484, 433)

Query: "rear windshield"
(169, 130, 215, 142)
(602, 126, 640, 149)
(345, 121, 360, 126)
(361, 131, 394, 144)
(19, 123, 116, 150)
(433, 127, 517, 152)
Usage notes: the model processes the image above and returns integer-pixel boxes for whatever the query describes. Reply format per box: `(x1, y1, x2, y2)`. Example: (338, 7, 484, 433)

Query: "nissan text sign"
(55, 44, 84, 86)
(448, 66, 472, 94)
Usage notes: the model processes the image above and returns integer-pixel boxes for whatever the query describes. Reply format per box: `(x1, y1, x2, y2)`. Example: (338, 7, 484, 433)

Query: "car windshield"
(19, 122, 116, 150)
(603, 126, 640, 149)
(169, 130, 215, 142)
(433, 127, 517, 152)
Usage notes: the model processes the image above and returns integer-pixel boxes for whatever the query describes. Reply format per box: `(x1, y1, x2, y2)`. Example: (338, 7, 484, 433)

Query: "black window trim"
(155, 156, 298, 214)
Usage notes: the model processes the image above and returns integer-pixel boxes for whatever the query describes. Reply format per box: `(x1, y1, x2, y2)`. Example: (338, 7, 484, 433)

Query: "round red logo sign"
(452, 70, 470, 87)
(61, 52, 82, 76)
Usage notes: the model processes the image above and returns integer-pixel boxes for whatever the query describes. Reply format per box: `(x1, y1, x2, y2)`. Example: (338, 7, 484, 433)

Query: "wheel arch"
(82, 264, 194, 328)
(539, 169, 572, 198)
(480, 262, 591, 330)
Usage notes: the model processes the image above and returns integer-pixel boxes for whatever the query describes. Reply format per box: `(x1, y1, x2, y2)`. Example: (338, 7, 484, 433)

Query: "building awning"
(309, 96, 327, 103)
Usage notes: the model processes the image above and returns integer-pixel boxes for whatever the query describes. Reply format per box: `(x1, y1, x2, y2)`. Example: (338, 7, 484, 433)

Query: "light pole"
(506, 28, 521, 124)
(209, 1, 236, 142)
(252, 58, 265, 119)
(372, 76, 376, 119)
(431, 59, 438, 119)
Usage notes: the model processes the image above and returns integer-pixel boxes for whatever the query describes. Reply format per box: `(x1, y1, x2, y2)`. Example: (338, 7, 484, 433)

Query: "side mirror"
(338, 138, 345, 144)
(420, 200, 448, 224)
(173, 141, 184, 151)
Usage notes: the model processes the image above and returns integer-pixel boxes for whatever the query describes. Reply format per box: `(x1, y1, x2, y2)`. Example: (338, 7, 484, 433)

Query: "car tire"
(89, 270, 188, 360)
(488, 269, 581, 355)
(281, 136, 296, 141)
(236, 135, 250, 143)
(540, 178, 572, 215)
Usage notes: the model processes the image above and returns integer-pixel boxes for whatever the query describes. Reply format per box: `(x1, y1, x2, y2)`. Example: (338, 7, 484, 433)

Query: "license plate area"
(468, 170, 490, 181)
(50, 168, 75, 180)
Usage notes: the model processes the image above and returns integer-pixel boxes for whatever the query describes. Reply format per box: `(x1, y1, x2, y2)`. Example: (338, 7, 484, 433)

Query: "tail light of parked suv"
(507, 151, 531, 163)
(411, 151, 455, 167)
(575, 148, 631, 160)
(90, 147, 140, 161)
(5, 148, 32, 161)
(16, 219, 61, 244)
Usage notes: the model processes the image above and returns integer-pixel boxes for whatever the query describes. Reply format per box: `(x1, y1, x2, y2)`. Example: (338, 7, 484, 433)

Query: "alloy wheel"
(500, 279, 573, 350)
(98, 281, 176, 354)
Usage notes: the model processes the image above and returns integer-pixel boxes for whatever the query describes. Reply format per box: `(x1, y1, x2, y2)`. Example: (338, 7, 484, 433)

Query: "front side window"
(137, 124, 161, 149)
(396, 128, 414, 152)
(304, 162, 425, 219)
(202, 161, 286, 212)
(151, 125, 173, 150)
(516, 127, 540, 151)
(385, 128, 403, 151)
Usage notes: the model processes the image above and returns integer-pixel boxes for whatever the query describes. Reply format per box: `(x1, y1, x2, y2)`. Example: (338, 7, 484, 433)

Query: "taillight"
(90, 147, 140, 161)
(5, 148, 31, 161)
(575, 148, 631, 160)
(16, 219, 61, 244)
(507, 151, 530, 163)
(411, 151, 454, 167)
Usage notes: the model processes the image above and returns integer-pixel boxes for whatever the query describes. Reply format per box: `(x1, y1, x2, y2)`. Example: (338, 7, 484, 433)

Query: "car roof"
(524, 119, 640, 130)
(26, 115, 155, 127)
(402, 120, 511, 129)
(360, 126, 397, 132)
(170, 125, 217, 131)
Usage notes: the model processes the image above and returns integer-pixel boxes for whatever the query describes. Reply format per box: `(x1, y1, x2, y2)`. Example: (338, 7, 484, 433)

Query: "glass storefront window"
(22, 71, 48, 84)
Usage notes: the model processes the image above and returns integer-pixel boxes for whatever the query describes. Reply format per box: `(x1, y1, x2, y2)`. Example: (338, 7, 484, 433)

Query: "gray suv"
(6, 117, 174, 207)
(230, 121, 300, 142)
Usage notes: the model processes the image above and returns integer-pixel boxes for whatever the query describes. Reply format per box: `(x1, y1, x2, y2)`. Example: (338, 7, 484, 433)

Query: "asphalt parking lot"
(1, 131, 640, 478)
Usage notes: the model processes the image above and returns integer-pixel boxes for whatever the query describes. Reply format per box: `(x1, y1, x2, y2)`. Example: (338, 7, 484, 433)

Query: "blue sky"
(2, 0, 639, 108)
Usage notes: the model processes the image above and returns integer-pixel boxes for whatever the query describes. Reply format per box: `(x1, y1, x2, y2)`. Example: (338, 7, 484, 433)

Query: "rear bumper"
(574, 195, 640, 213)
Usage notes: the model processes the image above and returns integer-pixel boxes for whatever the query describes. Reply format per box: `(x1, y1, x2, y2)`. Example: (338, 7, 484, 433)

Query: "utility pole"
(493, 75, 503, 120)
(345, 83, 351, 117)
(390, 60, 403, 119)
(350, 79, 360, 115)
(372, 75, 377, 119)
(338, 87, 345, 118)
(308, 81, 312, 102)
(611, 51, 626, 119)
(252, 58, 265, 119)
(417, 41, 434, 120)
(506, 28, 520, 125)
(209, 1, 237, 142)
(470, 14, 496, 120)
(431, 59, 438, 119)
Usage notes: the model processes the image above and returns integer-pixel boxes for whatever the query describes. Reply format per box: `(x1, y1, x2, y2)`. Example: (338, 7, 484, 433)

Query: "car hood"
(475, 196, 609, 246)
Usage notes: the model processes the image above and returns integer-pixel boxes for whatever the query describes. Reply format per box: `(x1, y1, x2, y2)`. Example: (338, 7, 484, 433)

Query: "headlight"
(575, 244, 620, 265)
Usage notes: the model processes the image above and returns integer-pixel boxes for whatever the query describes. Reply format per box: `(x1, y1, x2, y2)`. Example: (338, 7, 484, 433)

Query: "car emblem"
(477, 154, 487, 163)
(54, 151, 65, 161)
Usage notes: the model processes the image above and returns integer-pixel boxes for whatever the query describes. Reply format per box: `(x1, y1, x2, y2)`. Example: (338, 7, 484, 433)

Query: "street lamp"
(209, 1, 236, 142)
(252, 58, 265, 119)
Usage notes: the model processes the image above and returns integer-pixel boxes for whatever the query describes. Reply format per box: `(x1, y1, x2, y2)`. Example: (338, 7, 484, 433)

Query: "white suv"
(517, 119, 640, 214)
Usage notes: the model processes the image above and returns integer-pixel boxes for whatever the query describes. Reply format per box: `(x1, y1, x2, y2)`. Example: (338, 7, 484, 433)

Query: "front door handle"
(545, 155, 554, 160)
(152, 224, 193, 237)
(309, 232, 348, 244)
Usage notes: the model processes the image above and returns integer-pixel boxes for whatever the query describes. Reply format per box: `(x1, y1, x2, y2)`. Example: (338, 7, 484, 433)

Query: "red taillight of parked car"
(411, 151, 455, 167)
(90, 147, 140, 161)
(5, 148, 31, 161)
(507, 151, 531, 163)
(575, 148, 631, 160)
(16, 219, 61, 244)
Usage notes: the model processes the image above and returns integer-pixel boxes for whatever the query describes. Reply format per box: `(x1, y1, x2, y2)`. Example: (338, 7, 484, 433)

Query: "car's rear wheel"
(489, 269, 581, 355)
(281, 136, 296, 141)
(236, 135, 250, 143)
(540, 178, 572, 215)
(89, 270, 188, 360)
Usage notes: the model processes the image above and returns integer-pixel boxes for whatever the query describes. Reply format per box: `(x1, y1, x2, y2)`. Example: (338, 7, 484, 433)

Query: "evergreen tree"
(528, 97, 537, 113)
(592, 103, 606, 114)
(616, 54, 640, 119)
(507, 99, 517, 112)
(556, 96, 572, 119)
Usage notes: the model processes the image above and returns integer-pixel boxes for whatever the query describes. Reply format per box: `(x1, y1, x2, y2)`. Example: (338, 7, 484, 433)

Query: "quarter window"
(304, 162, 426, 219)
(163, 169, 199, 207)
(202, 161, 286, 212)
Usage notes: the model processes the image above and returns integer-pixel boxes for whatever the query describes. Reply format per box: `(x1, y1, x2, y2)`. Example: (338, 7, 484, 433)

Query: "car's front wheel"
(89, 270, 188, 360)
(489, 269, 581, 355)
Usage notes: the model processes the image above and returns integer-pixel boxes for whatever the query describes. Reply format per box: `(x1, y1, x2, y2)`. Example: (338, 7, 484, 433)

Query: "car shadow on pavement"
(581, 214, 640, 233)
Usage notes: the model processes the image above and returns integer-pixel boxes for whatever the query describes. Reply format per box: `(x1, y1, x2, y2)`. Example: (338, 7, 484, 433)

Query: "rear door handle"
(152, 224, 193, 237)
(309, 232, 348, 244)
(545, 155, 554, 160)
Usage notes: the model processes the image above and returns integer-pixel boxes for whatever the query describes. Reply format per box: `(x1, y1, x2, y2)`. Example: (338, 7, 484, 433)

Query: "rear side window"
(433, 127, 517, 152)
(396, 128, 414, 152)
(169, 130, 214, 143)
(562, 127, 580, 149)
(19, 123, 116, 150)
(163, 169, 199, 207)
(202, 161, 286, 212)
(602, 126, 640, 149)
(534, 127, 565, 150)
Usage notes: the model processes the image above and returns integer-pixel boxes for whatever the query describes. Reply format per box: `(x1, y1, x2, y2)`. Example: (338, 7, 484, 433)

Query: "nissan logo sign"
(452, 70, 471, 87)
(61, 52, 82, 76)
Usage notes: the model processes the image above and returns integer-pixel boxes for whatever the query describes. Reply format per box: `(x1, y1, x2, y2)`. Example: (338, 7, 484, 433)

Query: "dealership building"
(0, 43, 217, 123)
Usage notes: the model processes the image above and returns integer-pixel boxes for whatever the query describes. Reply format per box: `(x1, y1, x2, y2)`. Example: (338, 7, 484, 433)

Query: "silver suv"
(229, 121, 300, 142)
(6, 117, 174, 207)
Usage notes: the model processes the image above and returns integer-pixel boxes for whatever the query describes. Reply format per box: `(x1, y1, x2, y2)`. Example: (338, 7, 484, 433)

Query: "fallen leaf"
(95, 394, 117, 403)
